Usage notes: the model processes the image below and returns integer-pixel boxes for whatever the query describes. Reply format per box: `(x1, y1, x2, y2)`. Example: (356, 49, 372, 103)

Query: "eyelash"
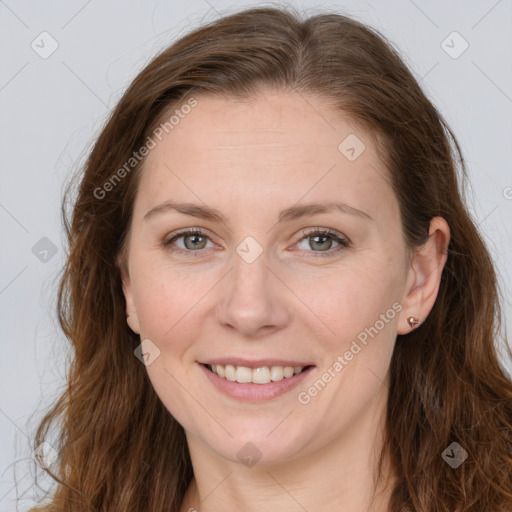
(163, 228, 351, 258)
(295, 228, 351, 256)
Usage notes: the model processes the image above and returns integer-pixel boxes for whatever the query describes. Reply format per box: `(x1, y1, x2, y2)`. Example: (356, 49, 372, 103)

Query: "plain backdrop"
(0, 0, 511, 510)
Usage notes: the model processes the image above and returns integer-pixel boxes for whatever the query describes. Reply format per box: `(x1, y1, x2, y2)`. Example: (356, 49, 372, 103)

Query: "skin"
(120, 90, 450, 512)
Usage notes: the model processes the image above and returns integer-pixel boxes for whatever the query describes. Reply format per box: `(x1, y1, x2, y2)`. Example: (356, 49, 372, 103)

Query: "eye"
(163, 227, 351, 258)
(294, 228, 350, 256)
(163, 229, 215, 256)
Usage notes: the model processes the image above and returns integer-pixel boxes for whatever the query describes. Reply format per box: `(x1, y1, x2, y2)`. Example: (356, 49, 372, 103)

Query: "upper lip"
(200, 358, 314, 368)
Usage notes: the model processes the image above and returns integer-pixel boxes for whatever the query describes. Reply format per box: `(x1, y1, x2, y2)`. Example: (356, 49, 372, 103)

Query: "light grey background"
(1, 0, 511, 510)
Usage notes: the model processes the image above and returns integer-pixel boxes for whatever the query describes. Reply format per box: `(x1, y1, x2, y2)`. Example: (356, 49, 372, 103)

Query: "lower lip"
(199, 363, 315, 402)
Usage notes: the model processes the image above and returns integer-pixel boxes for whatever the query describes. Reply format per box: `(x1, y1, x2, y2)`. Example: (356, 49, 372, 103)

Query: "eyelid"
(292, 227, 351, 257)
(163, 227, 351, 256)
(297, 227, 350, 244)
(163, 228, 213, 245)
(163, 228, 219, 252)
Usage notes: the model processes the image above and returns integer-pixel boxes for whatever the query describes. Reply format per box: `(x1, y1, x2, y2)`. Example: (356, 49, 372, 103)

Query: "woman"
(30, 6, 512, 512)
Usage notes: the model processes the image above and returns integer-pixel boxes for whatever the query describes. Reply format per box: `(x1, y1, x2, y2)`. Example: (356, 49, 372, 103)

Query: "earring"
(407, 316, 420, 329)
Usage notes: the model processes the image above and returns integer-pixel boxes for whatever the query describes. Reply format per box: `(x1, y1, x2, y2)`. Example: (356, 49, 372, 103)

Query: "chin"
(191, 416, 315, 467)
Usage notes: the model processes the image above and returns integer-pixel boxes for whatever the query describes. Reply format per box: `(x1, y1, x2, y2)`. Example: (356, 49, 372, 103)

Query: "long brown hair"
(28, 6, 512, 511)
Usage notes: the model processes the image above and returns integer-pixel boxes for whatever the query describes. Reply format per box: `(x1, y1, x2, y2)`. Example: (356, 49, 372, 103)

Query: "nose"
(215, 251, 292, 338)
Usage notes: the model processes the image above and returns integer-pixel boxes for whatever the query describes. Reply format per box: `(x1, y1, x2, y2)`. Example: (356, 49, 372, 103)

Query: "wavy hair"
(28, 6, 512, 512)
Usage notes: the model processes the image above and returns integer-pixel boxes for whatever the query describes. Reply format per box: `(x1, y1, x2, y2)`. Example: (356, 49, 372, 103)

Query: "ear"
(398, 216, 450, 334)
(116, 254, 141, 335)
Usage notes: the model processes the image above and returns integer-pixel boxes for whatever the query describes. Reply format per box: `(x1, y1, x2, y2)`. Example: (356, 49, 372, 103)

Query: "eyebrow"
(143, 200, 372, 223)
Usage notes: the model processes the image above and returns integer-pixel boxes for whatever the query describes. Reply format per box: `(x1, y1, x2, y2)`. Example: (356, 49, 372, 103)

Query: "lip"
(198, 362, 315, 402)
(200, 358, 313, 368)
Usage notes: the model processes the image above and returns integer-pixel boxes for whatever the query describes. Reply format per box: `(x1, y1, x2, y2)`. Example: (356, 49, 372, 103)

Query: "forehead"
(133, 91, 396, 223)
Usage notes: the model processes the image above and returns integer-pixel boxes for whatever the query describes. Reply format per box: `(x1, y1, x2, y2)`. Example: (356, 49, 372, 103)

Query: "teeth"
(270, 366, 284, 381)
(225, 364, 236, 381)
(235, 366, 252, 383)
(283, 366, 294, 378)
(253, 367, 271, 384)
(208, 364, 306, 384)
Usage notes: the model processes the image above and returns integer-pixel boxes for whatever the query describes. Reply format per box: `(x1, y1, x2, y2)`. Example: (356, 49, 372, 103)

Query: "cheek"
(131, 260, 214, 347)
(303, 258, 398, 345)
(299, 269, 399, 418)
(130, 264, 213, 425)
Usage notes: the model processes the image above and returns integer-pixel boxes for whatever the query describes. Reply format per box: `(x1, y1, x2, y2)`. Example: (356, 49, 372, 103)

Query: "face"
(121, 90, 415, 466)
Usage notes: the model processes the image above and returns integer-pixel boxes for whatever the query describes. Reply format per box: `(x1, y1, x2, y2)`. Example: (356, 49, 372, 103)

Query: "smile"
(199, 362, 315, 401)
(206, 363, 309, 384)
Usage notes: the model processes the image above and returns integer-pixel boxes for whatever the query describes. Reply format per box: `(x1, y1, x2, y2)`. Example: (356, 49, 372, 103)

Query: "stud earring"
(407, 316, 420, 329)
